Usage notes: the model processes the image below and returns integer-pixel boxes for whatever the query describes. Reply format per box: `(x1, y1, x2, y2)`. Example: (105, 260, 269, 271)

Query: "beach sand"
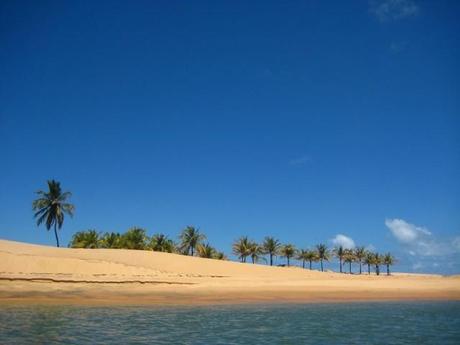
(1, 239, 459, 305)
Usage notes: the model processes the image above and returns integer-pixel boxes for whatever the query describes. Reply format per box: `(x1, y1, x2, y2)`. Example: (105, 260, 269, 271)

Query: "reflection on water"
(1, 302, 460, 344)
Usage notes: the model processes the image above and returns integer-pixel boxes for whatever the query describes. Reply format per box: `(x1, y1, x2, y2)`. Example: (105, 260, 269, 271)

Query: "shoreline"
(1, 239, 459, 306)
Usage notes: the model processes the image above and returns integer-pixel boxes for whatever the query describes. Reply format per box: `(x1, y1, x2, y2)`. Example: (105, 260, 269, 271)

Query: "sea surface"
(0, 302, 459, 344)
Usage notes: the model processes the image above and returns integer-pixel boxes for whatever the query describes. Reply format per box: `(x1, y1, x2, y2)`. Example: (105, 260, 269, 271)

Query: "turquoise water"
(1, 302, 459, 344)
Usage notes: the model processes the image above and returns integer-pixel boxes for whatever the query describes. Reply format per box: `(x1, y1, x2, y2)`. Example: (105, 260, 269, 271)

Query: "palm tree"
(100, 232, 122, 249)
(248, 241, 263, 264)
(233, 236, 251, 262)
(297, 249, 309, 269)
(383, 253, 396, 275)
(121, 227, 148, 250)
(343, 249, 355, 274)
(280, 244, 296, 267)
(316, 244, 330, 272)
(374, 253, 382, 276)
(32, 180, 75, 247)
(305, 250, 319, 270)
(364, 251, 374, 275)
(333, 246, 345, 273)
(179, 226, 206, 256)
(262, 236, 281, 266)
(214, 251, 227, 260)
(149, 233, 175, 253)
(69, 230, 100, 248)
(354, 246, 366, 274)
(197, 243, 215, 258)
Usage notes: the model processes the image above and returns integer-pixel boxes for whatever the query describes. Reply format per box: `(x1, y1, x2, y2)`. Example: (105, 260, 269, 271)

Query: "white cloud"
(385, 218, 460, 258)
(385, 218, 431, 244)
(331, 234, 355, 249)
(370, 0, 419, 22)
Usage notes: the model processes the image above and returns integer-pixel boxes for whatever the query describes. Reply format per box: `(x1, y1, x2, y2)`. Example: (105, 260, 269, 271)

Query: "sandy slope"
(1, 239, 459, 305)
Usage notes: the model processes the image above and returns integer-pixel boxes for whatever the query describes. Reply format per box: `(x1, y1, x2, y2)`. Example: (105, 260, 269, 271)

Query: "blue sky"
(0, 0, 458, 273)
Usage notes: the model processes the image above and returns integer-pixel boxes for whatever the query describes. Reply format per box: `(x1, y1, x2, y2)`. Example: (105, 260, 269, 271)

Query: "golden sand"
(1, 239, 459, 305)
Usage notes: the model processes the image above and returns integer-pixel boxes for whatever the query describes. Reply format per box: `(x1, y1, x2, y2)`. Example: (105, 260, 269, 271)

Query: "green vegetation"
(316, 244, 330, 272)
(333, 246, 345, 273)
(280, 244, 296, 267)
(232, 236, 251, 263)
(262, 237, 281, 266)
(383, 253, 396, 275)
(179, 226, 206, 256)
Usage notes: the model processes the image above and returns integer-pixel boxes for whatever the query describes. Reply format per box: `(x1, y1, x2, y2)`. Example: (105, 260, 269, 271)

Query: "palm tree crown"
(280, 244, 296, 266)
(262, 236, 281, 266)
(233, 236, 251, 262)
(69, 230, 100, 248)
(179, 226, 206, 256)
(121, 227, 148, 250)
(100, 232, 122, 249)
(197, 242, 215, 258)
(149, 233, 175, 253)
(32, 180, 75, 247)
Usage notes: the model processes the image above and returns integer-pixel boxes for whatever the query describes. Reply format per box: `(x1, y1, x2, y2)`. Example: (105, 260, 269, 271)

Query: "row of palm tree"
(68, 226, 227, 260)
(232, 237, 396, 275)
(33, 180, 396, 274)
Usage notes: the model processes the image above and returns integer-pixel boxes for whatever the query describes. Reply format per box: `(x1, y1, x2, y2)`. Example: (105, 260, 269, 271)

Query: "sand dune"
(1, 239, 459, 305)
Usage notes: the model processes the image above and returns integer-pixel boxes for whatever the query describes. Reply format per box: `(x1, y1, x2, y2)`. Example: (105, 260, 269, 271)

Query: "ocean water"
(1, 302, 459, 344)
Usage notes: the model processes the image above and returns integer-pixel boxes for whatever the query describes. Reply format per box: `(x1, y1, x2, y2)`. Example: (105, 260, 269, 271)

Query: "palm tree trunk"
(339, 258, 342, 273)
(309, 260, 312, 270)
(387, 264, 390, 275)
(270, 253, 273, 266)
(359, 263, 362, 274)
(302, 260, 305, 269)
(287, 257, 290, 267)
(320, 259, 323, 272)
(191, 247, 194, 256)
(376, 265, 380, 276)
(54, 223, 60, 247)
(368, 264, 371, 275)
(349, 261, 352, 274)
(252, 256, 255, 264)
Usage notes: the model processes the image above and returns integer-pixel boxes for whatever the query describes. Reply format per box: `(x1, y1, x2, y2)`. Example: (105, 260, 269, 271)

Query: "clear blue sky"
(0, 0, 458, 273)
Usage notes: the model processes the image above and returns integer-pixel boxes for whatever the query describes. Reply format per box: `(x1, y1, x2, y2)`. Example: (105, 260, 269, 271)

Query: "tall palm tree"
(262, 236, 281, 266)
(196, 243, 215, 258)
(233, 236, 251, 263)
(121, 227, 148, 250)
(149, 233, 175, 253)
(32, 180, 75, 247)
(316, 244, 330, 272)
(354, 246, 366, 274)
(280, 244, 296, 267)
(297, 249, 309, 269)
(69, 230, 100, 248)
(304, 250, 319, 270)
(100, 232, 122, 249)
(333, 246, 345, 273)
(179, 226, 206, 256)
(364, 251, 374, 275)
(248, 241, 263, 264)
(383, 253, 396, 275)
(343, 249, 355, 274)
(373, 253, 382, 276)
